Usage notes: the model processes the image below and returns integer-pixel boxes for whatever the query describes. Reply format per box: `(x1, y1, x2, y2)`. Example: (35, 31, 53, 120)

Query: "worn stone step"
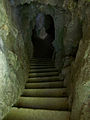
(30, 60, 53, 62)
(30, 60, 53, 63)
(22, 88, 67, 97)
(29, 68, 58, 73)
(30, 63, 54, 66)
(30, 61, 54, 64)
(27, 76, 60, 83)
(30, 65, 56, 69)
(30, 64, 54, 67)
(30, 61, 53, 64)
(25, 81, 63, 89)
(3, 108, 70, 120)
(30, 62, 54, 65)
(15, 97, 69, 110)
(29, 72, 59, 78)
(31, 58, 51, 61)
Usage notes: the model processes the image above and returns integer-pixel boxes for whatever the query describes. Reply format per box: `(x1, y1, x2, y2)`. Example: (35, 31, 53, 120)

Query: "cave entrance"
(31, 13, 55, 59)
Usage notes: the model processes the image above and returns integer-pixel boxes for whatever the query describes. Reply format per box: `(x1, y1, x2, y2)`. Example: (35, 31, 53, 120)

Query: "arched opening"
(31, 13, 55, 59)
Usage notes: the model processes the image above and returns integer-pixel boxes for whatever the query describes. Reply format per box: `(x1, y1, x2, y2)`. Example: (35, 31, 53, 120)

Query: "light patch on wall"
(0, 49, 8, 119)
(84, 43, 90, 59)
(0, 37, 4, 51)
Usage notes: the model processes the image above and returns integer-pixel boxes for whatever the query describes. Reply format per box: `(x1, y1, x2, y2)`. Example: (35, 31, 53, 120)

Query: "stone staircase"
(3, 58, 70, 120)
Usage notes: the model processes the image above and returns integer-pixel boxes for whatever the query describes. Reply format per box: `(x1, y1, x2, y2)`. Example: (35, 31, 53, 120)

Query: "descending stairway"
(3, 58, 70, 120)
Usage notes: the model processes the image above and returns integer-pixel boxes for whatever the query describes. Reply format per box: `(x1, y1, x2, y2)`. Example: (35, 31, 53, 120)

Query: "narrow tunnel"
(31, 14, 55, 58)
(0, 1, 90, 120)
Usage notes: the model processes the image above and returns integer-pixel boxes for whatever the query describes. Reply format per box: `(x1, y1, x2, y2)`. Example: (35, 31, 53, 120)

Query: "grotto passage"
(0, 0, 90, 120)
(31, 14, 55, 58)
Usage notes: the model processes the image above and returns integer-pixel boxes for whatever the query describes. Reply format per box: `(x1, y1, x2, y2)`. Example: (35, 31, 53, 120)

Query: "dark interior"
(31, 14, 55, 58)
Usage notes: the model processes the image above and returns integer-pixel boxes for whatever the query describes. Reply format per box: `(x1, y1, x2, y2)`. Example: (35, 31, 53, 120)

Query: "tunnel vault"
(0, 0, 90, 120)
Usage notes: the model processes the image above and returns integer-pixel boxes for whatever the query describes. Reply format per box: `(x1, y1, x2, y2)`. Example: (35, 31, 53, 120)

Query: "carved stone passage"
(0, 0, 90, 120)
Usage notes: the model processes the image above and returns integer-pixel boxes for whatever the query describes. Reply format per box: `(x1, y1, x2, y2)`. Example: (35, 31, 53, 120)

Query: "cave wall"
(60, 0, 90, 120)
(0, 1, 31, 119)
(70, 3, 90, 120)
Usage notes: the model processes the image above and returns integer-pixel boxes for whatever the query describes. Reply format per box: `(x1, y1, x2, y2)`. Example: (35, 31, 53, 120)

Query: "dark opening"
(31, 14, 55, 58)
(73, 0, 78, 3)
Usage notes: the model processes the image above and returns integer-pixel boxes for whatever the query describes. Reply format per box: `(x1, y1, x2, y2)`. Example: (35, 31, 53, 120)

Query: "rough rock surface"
(61, 1, 90, 120)
(70, 4, 90, 120)
(0, 1, 31, 119)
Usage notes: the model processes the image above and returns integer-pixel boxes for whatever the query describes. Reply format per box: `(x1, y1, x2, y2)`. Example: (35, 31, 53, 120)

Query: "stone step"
(30, 61, 53, 64)
(29, 68, 58, 73)
(30, 63, 54, 66)
(15, 97, 69, 110)
(30, 65, 56, 69)
(25, 81, 63, 89)
(22, 88, 67, 97)
(29, 72, 59, 78)
(30, 60, 53, 63)
(30, 63, 53, 66)
(30, 61, 54, 63)
(27, 76, 60, 83)
(31, 58, 51, 61)
(3, 108, 70, 120)
(30, 60, 53, 62)
(30, 64, 54, 67)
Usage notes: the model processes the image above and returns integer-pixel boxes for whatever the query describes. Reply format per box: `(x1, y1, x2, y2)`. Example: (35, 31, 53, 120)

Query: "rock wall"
(70, 3, 90, 120)
(59, 0, 90, 120)
(0, 1, 31, 119)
